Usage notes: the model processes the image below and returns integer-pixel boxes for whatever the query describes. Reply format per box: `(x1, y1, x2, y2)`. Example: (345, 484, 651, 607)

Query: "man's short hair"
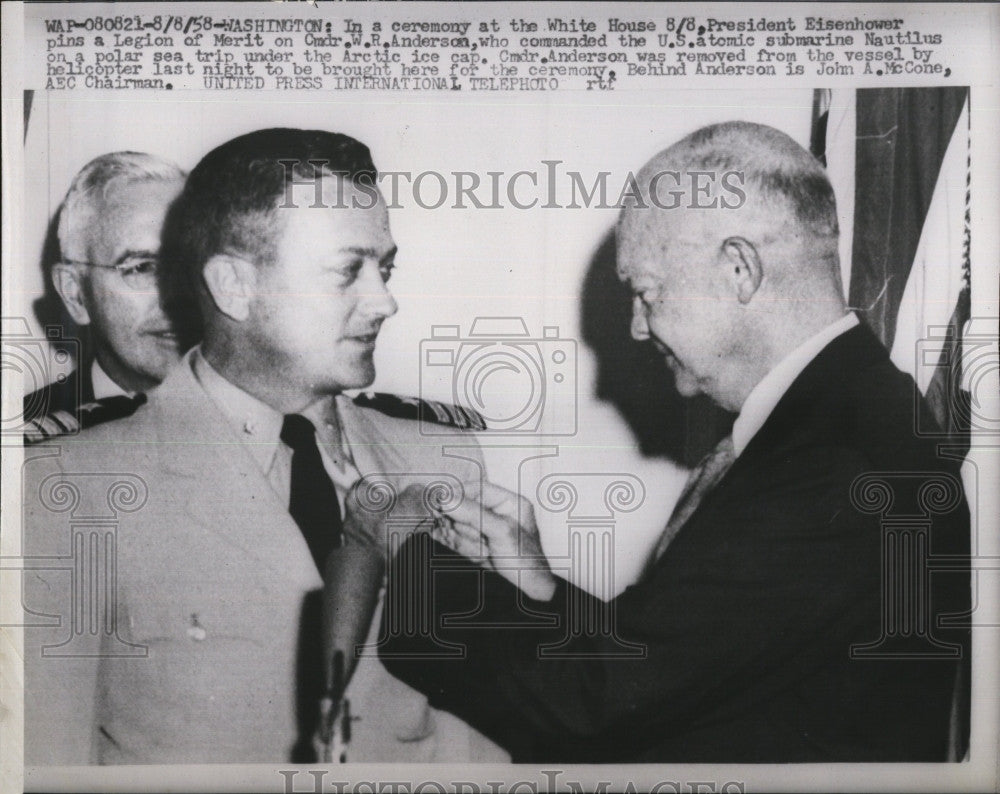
(57, 151, 185, 262)
(161, 127, 378, 317)
(657, 121, 838, 239)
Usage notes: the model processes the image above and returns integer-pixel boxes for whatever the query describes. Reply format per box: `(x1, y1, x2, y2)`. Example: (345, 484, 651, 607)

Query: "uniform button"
(187, 614, 207, 642)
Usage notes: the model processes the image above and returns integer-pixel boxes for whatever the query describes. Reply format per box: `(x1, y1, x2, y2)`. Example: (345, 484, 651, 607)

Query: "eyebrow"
(339, 245, 398, 263)
(113, 249, 158, 266)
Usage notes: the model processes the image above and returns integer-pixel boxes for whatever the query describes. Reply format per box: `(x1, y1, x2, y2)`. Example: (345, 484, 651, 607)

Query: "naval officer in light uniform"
(23, 127, 507, 764)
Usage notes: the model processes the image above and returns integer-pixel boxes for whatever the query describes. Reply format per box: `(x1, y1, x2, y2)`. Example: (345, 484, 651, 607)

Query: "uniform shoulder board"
(352, 392, 487, 431)
(23, 394, 147, 445)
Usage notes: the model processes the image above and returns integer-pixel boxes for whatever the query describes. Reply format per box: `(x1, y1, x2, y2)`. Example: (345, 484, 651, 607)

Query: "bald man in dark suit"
(378, 122, 971, 762)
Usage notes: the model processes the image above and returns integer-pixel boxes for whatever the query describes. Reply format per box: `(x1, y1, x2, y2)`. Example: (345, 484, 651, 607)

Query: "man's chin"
(669, 368, 702, 399)
(335, 361, 377, 392)
(132, 350, 184, 386)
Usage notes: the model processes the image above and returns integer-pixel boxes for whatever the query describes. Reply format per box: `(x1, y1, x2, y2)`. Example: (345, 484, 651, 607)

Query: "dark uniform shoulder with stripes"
(24, 372, 146, 445)
(22, 368, 91, 425)
(352, 392, 487, 432)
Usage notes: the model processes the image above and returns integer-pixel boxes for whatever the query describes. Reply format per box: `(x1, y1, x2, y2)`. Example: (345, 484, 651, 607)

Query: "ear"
(721, 236, 764, 305)
(51, 263, 92, 325)
(202, 253, 257, 322)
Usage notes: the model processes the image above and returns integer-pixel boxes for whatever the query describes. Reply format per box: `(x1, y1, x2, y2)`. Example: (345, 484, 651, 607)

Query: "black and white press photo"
(1, 3, 997, 793)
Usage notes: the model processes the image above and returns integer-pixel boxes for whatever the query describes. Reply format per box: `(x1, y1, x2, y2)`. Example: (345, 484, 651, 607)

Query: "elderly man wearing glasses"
(23, 152, 186, 442)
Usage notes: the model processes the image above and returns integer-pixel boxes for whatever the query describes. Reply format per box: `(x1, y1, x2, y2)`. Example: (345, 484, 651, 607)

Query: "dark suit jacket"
(380, 325, 971, 762)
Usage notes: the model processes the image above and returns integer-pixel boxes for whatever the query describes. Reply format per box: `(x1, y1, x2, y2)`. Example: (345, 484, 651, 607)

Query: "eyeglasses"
(63, 256, 159, 291)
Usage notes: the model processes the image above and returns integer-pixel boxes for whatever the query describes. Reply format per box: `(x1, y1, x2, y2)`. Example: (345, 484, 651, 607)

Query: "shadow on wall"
(579, 227, 734, 468)
(32, 204, 90, 366)
(24, 93, 87, 369)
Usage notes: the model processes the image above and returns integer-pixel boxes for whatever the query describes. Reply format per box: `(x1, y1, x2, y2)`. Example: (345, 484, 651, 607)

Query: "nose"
(630, 297, 649, 341)
(360, 262, 399, 320)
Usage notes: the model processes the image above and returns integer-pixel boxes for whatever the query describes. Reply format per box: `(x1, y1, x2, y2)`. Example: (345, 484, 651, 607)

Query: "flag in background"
(813, 87, 972, 458)
(813, 86, 976, 763)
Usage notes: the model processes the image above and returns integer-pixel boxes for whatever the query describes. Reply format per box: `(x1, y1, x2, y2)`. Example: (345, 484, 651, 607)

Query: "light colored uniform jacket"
(22, 351, 508, 764)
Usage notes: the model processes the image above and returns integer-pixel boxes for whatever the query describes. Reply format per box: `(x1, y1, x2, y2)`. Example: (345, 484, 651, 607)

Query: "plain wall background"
(19, 89, 814, 590)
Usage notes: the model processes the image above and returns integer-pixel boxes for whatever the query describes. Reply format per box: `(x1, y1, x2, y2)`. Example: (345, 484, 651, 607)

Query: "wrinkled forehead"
(273, 176, 393, 250)
(615, 203, 675, 283)
(616, 246, 661, 290)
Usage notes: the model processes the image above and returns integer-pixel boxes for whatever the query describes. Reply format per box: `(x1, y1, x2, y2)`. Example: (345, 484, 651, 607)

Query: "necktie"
(648, 434, 736, 568)
(281, 414, 343, 571)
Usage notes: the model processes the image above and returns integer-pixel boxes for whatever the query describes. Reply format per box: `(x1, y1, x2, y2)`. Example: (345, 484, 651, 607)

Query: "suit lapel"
(656, 325, 887, 562)
(735, 324, 886, 468)
(147, 353, 320, 587)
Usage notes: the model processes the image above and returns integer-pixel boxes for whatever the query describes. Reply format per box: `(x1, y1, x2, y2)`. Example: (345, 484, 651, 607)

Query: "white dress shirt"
(732, 313, 860, 457)
(90, 359, 132, 400)
(191, 347, 361, 512)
